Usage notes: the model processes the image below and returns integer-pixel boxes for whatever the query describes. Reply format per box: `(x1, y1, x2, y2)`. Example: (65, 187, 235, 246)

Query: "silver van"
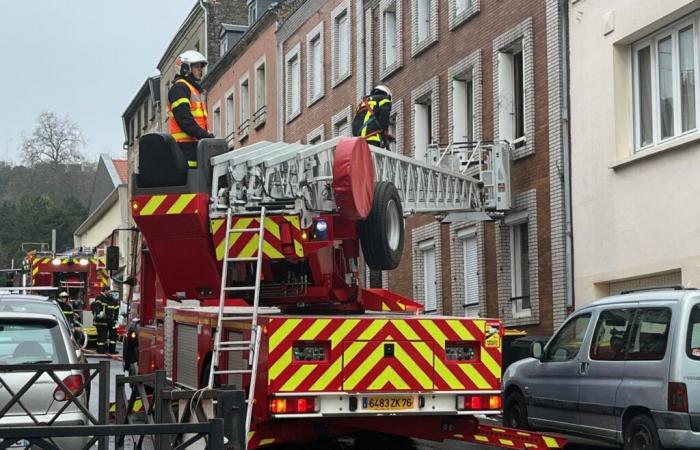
(502, 288, 700, 450)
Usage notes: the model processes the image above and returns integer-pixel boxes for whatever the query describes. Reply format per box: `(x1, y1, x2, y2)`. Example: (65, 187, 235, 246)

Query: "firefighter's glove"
(97, 312, 105, 319)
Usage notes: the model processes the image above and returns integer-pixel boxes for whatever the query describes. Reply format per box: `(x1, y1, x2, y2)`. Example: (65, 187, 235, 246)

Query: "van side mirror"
(531, 341, 543, 360)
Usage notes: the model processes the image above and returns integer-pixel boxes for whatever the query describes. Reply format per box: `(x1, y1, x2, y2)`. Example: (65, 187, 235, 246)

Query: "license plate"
(363, 396, 414, 410)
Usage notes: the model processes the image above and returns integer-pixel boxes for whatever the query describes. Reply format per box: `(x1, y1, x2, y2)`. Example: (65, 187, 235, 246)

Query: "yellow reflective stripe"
(280, 364, 316, 391)
(171, 98, 190, 108)
(419, 320, 447, 345)
(263, 218, 281, 240)
(191, 110, 206, 118)
(285, 216, 301, 230)
(211, 219, 225, 235)
(309, 358, 342, 391)
(344, 344, 384, 389)
(481, 345, 501, 379)
(140, 195, 167, 216)
(269, 319, 301, 353)
(329, 319, 359, 349)
(357, 320, 387, 340)
(474, 435, 489, 442)
(298, 319, 330, 340)
(433, 358, 464, 389)
(543, 436, 561, 448)
(187, 161, 198, 168)
(458, 363, 490, 389)
(172, 132, 190, 140)
(368, 365, 409, 390)
(263, 241, 284, 259)
(499, 439, 514, 446)
(394, 344, 432, 388)
(268, 349, 291, 381)
(166, 194, 196, 214)
(378, 98, 390, 106)
(239, 234, 260, 258)
(446, 320, 475, 341)
(393, 320, 420, 340)
(259, 438, 276, 446)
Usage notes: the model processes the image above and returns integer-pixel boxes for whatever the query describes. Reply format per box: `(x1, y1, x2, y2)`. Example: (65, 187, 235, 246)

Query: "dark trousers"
(108, 326, 118, 354)
(96, 323, 118, 354)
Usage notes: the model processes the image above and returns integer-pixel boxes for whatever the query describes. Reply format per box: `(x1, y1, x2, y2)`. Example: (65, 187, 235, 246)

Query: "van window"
(545, 313, 591, 362)
(687, 304, 700, 360)
(590, 308, 633, 361)
(627, 308, 671, 361)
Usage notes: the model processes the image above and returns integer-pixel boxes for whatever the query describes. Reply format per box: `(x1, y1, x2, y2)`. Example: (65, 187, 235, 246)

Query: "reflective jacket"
(92, 293, 119, 325)
(352, 94, 392, 145)
(168, 77, 210, 143)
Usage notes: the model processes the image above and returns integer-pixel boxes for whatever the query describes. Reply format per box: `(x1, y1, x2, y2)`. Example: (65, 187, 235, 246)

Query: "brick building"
(272, 0, 572, 334)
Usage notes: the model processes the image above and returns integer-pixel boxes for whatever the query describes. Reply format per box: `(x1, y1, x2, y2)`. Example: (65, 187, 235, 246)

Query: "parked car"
(0, 312, 90, 448)
(502, 288, 700, 450)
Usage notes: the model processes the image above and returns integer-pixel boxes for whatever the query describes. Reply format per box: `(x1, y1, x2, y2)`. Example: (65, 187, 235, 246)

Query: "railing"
(237, 119, 250, 140)
(252, 105, 267, 129)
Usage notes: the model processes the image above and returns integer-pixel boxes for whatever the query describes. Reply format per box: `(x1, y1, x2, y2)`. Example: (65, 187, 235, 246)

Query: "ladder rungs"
(225, 257, 259, 262)
(214, 369, 253, 375)
(229, 228, 263, 233)
(224, 286, 256, 291)
(221, 316, 255, 321)
(218, 340, 252, 346)
(217, 346, 251, 352)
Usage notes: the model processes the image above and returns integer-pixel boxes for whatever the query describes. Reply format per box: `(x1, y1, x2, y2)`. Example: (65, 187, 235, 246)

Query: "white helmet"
(175, 50, 207, 77)
(372, 84, 392, 98)
(58, 291, 69, 298)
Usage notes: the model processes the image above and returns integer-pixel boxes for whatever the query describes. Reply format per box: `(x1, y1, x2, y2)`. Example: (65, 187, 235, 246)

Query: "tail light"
(270, 397, 318, 414)
(53, 374, 84, 402)
(668, 382, 688, 412)
(457, 394, 501, 411)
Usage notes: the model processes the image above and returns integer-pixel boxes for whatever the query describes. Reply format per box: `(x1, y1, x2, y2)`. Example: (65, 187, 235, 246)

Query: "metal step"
(214, 369, 253, 375)
(228, 228, 262, 234)
(218, 346, 251, 352)
(224, 286, 256, 292)
(225, 257, 259, 262)
(218, 340, 252, 346)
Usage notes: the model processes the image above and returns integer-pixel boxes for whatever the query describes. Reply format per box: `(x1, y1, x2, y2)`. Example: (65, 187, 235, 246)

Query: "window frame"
(632, 16, 700, 152)
(238, 73, 250, 141)
(687, 303, 700, 360)
(254, 57, 267, 129)
(380, 0, 403, 79)
(306, 22, 325, 106)
(543, 313, 592, 363)
(411, 0, 438, 57)
(419, 239, 438, 313)
(225, 90, 235, 140)
(458, 226, 479, 315)
(509, 219, 530, 318)
(212, 104, 221, 138)
(331, 1, 352, 88)
(589, 308, 634, 361)
(285, 43, 302, 123)
(331, 105, 353, 138)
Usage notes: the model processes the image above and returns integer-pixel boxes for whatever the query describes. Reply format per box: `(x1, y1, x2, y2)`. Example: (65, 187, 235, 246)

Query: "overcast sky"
(0, 0, 199, 163)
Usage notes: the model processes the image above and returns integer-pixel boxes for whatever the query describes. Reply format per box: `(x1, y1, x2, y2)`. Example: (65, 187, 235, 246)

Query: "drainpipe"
(359, 0, 367, 97)
(559, 0, 574, 311)
(199, 0, 209, 64)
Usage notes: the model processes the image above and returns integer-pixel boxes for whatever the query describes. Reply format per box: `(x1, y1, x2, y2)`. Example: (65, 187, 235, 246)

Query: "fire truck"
(24, 249, 109, 342)
(124, 133, 566, 449)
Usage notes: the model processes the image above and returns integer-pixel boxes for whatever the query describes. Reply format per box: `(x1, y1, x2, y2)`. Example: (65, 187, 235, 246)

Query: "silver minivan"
(502, 288, 700, 450)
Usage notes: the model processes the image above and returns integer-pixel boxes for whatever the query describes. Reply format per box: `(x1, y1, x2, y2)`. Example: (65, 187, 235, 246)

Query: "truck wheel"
(358, 182, 404, 270)
(503, 392, 529, 430)
(624, 414, 663, 450)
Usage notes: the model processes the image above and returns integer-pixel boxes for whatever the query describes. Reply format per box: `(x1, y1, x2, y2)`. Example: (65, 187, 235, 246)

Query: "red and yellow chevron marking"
(266, 317, 501, 393)
(453, 424, 566, 449)
(248, 431, 277, 448)
(132, 193, 199, 217)
(211, 215, 304, 261)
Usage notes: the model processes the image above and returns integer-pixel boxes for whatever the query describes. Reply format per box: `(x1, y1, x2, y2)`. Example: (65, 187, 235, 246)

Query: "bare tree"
(20, 111, 85, 166)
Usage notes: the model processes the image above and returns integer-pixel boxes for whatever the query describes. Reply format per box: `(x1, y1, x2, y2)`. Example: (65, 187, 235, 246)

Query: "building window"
(143, 101, 149, 130)
(248, 2, 257, 25)
(225, 93, 235, 140)
(449, 0, 478, 30)
(411, 77, 439, 161)
(458, 228, 479, 317)
(332, 1, 352, 87)
(411, 0, 437, 56)
(307, 124, 325, 144)
(493, 19, 534, 159)
(306, 23, 325, 106)
(213, 106, 221, 138)
(452, 71, 474, 143)
(332, 106, 352, 137)
(388, 99, 403, 153)
(419, 240, 437, 312)
(380, 0, 402, 79)
(633, 19, 698, 151)
(285, 44, 302, 122)
(254, 59, 266, 128)
(510, 221, 530, 318)
(239, 76, 250, 140)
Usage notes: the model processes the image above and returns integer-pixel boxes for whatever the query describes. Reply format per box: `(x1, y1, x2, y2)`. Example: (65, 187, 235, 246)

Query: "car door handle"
(579, 362, 589, 375)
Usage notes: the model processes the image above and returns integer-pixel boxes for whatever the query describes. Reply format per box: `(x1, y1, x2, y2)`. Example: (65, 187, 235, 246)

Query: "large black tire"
(624, 414, 663, 450)
(358, 182, 404, 270)
(503, 391, 529, 430)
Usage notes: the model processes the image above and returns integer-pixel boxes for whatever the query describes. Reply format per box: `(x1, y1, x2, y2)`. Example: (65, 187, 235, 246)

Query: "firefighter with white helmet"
(57, 291, 74, 324)
(352, 84, 394, 149)
(168, 50, 214, 169)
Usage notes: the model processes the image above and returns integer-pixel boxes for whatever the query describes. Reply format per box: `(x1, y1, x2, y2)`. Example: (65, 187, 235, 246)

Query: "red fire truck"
(124, 134, 565, 449)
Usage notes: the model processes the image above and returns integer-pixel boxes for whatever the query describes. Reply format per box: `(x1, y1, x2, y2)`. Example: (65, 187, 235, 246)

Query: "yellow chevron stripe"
(269, 319, 302, 353)
(239, 234, 260, 258)
(268, 350, 291, 381)
(433, 358, 463, 389)
(543, 436, 560, 448)
(499, 439, 514, 446)
(299, 319, 330, 340)
(32, 267, 39, 276)
(211, 219, 225, 235)
(458, 363, 490, 389)
(475, 435, 489, 442)
(394, 344, 432, 388)
(293, 239, 304, 257)
(393, 320, 420, 340)
(43, 258, 51, 264)
(340, 341, 368, 377)
(262, 241, 284, 259)
(263, 219, 281, 240)
(259, 438, 276, 446)
(166, 194, 196, 214)
(411, 341, 435, 366)
(247, 431, 255, 442)
(329, 320, 359, 349)
(310, 358, 342, 391)
(382, 302, 390, 311)
(280, 364, 316, 391)
(358, 320, 387, 340)
(285, 215, 301, 230)
(419, 320, 447, 345)
(216, 218, 252, 259)
(447, 320, 475, 341)
(344, 344, 385, 389)
(368, 365, 409, 390)
(140, 195, 167, 216)
(481, 346, 501, 379)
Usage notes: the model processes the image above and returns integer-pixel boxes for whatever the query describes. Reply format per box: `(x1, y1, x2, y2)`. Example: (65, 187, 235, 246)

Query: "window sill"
(610, 132, 700, 170)
(449, 4, 480, 31)
(307, 93, 325, 108)
(412, 35, 438, 58)
(332, 71, 352, 89)
(380, 62, 402, 81)
(286, 110, 301, 124)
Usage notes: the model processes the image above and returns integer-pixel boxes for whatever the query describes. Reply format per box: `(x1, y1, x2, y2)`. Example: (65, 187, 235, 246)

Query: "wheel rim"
(630, 424, 653, 450)
(508, 404, 522, 427)
(386, 199, 401, 251)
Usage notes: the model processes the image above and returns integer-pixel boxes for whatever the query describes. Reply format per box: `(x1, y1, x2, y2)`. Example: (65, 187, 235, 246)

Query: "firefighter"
(168, 50, 214, 169)
(352, 84, 394, 149)
(57, 291, 74, 324)
(92, 286, 120, 354)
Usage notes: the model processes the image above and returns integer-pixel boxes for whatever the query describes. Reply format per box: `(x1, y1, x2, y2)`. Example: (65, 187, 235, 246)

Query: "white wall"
(74, 187, 130, 267)
(570, 0, 700, 305)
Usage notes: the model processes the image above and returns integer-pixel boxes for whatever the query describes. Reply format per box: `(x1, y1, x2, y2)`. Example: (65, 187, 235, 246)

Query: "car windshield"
(0, 319, 68, 364)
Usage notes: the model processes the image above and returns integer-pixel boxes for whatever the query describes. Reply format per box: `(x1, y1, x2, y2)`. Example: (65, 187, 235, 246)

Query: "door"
(526, 313, 592, 431)
(578, 308, 633, 438)
(422, 246, 437, 312)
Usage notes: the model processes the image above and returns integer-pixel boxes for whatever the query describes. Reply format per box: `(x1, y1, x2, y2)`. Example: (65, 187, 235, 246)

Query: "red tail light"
(53, 374, 84, 402)
(270, 396, 317, 414)
(668, 382, 688, 412)
(457, 394, 501, 411)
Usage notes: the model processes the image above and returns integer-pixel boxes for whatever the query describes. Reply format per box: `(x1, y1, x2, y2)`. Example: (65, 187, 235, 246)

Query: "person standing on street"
(92, 286, 120, 354)
(57, 291, 74, 325)
(352, 85, 394, 149)
(167, 50, 214, 169)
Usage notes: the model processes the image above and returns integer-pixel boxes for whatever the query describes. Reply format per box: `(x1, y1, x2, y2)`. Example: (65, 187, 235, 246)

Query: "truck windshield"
(687, 304, 700, 360)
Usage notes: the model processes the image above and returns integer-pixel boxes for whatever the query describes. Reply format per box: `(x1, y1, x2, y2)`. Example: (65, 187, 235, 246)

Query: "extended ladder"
(208, 206, 266, 446)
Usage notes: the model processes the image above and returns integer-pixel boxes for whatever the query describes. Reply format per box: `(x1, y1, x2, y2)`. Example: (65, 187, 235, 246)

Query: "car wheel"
(358, 181, 404, 270)
(503, 392, 529, 430)
(624, 414, 663, 450)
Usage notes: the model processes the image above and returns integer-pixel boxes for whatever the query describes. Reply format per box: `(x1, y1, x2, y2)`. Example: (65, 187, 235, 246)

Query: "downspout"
(559, 0, 574, 311)
(359, 0, 367, 97)
(199, 0, 209, 64)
